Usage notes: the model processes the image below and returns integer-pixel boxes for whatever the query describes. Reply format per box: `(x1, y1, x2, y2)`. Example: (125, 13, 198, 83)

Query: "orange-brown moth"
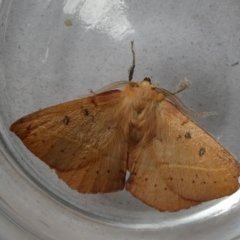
(10, 42, 240, 212)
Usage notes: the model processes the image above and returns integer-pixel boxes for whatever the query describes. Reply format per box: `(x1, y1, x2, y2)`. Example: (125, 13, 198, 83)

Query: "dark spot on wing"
(63, 116, 70, 125)
(199, 147, 206, 157)
(83, 109, 89, 116)
(185, 132, 191, 139)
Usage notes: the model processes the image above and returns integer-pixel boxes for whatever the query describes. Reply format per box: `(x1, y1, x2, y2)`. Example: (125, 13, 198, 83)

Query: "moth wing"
(127, 100, 240, 212)
(10, 90, 129, 193)
(127, 161, 200, 211)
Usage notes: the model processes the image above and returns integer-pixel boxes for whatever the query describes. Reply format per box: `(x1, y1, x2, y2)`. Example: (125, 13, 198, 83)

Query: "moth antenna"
(128, 41, 135, 81)
(155, 86, 215, 118)
(172, 78, 191, 95)
(94, 81, 131, 94)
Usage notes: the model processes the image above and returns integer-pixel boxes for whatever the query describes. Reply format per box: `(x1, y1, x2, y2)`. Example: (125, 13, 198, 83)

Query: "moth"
(10, 42, 240, 212)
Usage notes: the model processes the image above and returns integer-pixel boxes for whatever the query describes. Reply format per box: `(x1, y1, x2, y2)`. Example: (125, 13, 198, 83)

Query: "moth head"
(138, 77, 155, 90)
(142, 77, 151, 84)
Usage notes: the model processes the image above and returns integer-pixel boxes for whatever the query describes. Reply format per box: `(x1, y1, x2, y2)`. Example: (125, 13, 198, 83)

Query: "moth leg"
(128, 41, 135, 81)
(172, 78, 191, 95)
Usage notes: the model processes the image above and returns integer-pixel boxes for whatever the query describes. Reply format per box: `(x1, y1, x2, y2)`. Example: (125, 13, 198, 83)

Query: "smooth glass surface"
(1, 1, 240, 239)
